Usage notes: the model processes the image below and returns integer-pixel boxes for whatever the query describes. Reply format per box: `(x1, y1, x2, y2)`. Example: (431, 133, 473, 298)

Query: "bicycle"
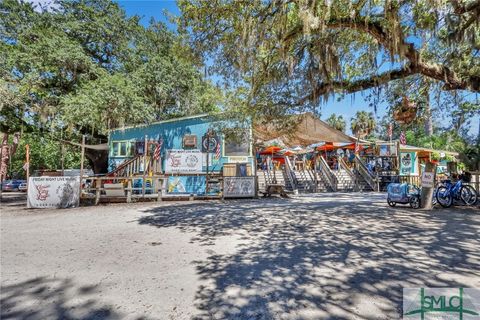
(435, 177, 478, 208)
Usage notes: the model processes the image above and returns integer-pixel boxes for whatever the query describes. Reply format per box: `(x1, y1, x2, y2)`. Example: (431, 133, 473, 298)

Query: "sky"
(27, 0, 479, 138)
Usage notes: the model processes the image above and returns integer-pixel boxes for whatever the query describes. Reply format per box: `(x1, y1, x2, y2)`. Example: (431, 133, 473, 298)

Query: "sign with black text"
(27, 176, 80, 208)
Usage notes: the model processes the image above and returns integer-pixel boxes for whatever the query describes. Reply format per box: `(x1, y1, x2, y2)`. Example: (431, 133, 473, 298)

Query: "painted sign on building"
(27, 176, 80, 208)
(400, 152, 418, 176)
(165, 150, 203, 173)
(167, 176, 206, 194)
(223, 176, 256, 198)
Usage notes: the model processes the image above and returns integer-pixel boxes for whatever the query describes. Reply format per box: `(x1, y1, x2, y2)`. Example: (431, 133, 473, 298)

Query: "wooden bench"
(263, 184, 289, 198)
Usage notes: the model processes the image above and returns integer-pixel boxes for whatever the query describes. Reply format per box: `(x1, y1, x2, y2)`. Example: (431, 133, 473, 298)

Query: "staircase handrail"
(318, 156, 337, 192)
(354, 154, 378, 191)
(107, 154, 142, 177)
(284, 156, 298, 191)
(339, 157, 358, 191)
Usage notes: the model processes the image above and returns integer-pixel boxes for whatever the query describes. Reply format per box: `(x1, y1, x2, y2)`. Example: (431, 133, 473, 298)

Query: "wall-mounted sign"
(165, 150, 203, 173)
(421, 172, 435, 188)
(228, 156, 249, 163)
(167, 176, 206, 194)
(201, 134, 219, 152)
(223, 176, 255, 198)
(400, 152, 418, 176)
(183, 134, 197, 148)
(27, 176, 80, 208)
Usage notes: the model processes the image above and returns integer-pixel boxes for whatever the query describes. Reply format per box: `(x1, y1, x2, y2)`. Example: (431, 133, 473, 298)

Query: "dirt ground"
(1, 193, 479, 320)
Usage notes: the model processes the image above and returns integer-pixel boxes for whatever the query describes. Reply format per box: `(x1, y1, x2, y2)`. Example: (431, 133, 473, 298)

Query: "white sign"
(165, 149, 203, 173)
(28, 176, 80, 208)
(228, 156, 249, 163)
(421, 171, 435, 188)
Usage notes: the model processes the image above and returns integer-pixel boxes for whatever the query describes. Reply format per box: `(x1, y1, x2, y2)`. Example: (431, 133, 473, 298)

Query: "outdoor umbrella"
(259, 145, 282, 155)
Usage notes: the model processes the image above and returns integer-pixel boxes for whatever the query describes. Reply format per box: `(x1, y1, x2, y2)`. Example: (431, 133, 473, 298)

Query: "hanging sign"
(165, 149, 203, 173)
(400, 152, 418, 176)
(201, 134, 219, 153)
(421, 171, 435, 188)
(27, 176, 80, 208)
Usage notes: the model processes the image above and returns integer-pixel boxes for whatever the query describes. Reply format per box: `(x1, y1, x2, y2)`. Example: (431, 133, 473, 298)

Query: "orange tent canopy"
(259, 146, 282, 155)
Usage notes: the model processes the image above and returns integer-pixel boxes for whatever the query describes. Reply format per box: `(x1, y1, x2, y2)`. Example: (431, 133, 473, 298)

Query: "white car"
(18, 182, 28, 192)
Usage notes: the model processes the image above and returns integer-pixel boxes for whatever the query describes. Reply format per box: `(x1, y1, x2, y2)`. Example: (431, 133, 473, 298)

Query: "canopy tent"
(259, 145, 282, 155)
(254, 113, 358, 147)
(316, 142, 363, 152)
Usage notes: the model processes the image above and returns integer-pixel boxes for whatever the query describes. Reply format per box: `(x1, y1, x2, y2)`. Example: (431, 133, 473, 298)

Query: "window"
(224, 130, 250, 156)
(111, 141, 134, 157)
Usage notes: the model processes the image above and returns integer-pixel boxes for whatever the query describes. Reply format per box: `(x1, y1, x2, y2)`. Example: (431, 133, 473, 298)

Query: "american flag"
(387, 123, 393, 139)
(153, 139, 163, 160)
(214, 140, 221, 160)
(400, 131, 407, 145)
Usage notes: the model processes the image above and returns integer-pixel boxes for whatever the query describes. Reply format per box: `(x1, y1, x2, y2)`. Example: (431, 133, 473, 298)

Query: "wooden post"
(79, 135, 85, 201)
(25, 144, 30, 185)
(61, 142, 65, 176)
(157, 178, 163, 201)
(95, 178, 101, 205)
(206, 131, 210, 195)
(127, 179, 132, 203)
(142, 135, 148, 198)
(420, 161, 436, 210)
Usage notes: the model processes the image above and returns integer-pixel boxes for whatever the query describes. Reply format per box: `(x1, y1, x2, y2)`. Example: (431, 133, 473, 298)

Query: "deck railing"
(284, 156, 298, 191)
(81, 173, 223, 204)
(354, 155, 378, 191)
(318, 156, 337, 192)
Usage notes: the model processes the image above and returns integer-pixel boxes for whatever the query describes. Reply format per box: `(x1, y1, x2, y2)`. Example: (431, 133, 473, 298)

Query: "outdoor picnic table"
(264, 184, 289, 198)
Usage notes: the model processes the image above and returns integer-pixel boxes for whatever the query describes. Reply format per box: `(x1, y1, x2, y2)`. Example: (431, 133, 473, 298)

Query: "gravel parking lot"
(1, 193, 479, 319)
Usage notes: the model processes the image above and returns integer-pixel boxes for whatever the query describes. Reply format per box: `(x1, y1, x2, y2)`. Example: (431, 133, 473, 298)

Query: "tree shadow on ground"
(139, 194, 480, 319)
(1, 277, 128, 320)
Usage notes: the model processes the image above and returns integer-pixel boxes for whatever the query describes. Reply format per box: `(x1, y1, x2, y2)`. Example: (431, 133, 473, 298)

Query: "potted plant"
(430, 151, 440, 164)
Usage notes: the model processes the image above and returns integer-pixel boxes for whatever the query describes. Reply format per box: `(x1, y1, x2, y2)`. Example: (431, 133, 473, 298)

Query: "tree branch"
(284, 16, 480, 93)
(299, 66, 417, 103)
(449, 0, 480, 14)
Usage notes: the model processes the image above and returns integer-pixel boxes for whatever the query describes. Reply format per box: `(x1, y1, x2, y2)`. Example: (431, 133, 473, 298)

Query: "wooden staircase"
(354, 155, 378, 191)
(107, 155, 161, 177)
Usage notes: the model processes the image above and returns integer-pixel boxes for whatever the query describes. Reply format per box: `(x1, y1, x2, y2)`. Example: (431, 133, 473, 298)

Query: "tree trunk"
(420, 162, 437, 210)
(84, 149, 109, 174)
(0, 133, 9, 180)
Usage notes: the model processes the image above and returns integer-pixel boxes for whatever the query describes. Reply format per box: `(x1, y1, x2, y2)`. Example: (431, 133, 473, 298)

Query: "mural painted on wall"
(167, 176, 206, 194)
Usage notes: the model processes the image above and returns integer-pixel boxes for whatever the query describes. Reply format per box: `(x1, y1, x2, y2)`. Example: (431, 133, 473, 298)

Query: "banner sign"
(27, 176, 80, 208)
(167, 176, 206, 195)
(165, 150, 203, 173)
(421, 171, 435, 188)
(400, 152, 418, 176)
(223, 176, 255, 198)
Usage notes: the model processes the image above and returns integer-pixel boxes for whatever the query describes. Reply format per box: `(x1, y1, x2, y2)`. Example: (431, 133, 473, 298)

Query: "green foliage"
(325, 114, 346, 132)
(7, 133, 82, 178)
(0, 0, 222, 172)
(350, 111, 376, 138)
(178, 0, 479, 122)
(0, 0, 221, 137)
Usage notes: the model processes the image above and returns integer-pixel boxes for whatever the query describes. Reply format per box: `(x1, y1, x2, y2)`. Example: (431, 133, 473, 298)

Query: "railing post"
(127, 180, 132, 203)
(157, 178, 163, 201)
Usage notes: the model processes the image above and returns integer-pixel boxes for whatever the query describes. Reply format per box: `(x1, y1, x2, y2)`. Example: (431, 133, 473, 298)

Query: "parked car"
(18, 182, 28, 192)
(1, 180, 26, 192)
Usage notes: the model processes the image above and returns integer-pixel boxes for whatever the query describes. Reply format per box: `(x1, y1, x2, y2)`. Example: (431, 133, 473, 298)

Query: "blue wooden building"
(107, 114, 254, 195)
